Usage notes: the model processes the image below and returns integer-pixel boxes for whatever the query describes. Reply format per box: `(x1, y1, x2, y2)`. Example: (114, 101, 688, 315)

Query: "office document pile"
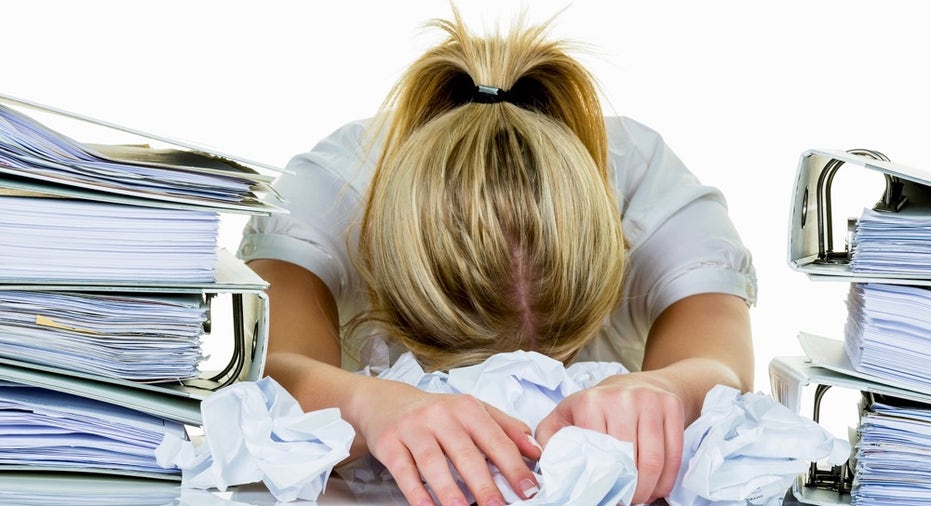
(850, 207, 931, 275)
(0, 93, 278, 492)
(775, 148, 931, 505)
(853, 397, 931, 505)
(843, 211, 931, 504)
(844, 282, 931, 392)
(0, 196, 219, 283)
(0, 382, 185, 476)
(0, 291, 207, 381)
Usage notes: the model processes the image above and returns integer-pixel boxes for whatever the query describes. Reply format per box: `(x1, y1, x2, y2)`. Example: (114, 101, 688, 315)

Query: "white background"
(4, 0, 930, 397)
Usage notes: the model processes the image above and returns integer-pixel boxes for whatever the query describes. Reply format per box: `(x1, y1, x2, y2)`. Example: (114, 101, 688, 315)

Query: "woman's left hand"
(534, 371, 685, 505)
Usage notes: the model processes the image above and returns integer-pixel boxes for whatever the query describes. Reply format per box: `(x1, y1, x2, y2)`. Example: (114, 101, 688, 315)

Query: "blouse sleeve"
(236, 119, 376, 305)
(608, 117, 758, 337)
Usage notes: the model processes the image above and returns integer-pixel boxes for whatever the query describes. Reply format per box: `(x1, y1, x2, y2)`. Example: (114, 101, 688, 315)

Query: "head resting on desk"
(352, 6, 626, 371)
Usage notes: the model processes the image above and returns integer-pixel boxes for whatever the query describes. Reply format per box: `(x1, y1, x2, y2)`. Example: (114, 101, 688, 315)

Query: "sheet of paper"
(666, 385, 850, 506)
(155, 377, 354, 503)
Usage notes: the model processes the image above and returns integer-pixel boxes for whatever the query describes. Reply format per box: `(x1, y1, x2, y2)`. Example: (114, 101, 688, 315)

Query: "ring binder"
(788, 148, 931, 284)
(778, 148, 931, 504)
(0, 90, 274, 481)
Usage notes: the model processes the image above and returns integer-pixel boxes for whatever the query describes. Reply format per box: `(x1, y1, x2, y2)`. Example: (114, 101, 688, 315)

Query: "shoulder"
(604, 115, 669, 163)
(602, 116, 677, 202)
(285, 117, 383, 193)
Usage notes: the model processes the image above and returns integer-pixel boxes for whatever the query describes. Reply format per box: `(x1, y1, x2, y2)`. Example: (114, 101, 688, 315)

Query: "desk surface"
(0, 472, 407, 505)
(0, 472, 808, 505)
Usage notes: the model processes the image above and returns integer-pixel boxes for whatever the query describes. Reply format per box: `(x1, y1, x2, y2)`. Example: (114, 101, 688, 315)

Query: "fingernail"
(520, 478, 540, 498)
(526, 433, 543, 452)
(486, 498, 505, 506)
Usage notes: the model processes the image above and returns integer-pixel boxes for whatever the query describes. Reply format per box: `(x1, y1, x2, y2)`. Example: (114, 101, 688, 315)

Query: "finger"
(653, 400, 685, 499)
(376, 442, 438, 506)
(568, 399, 608, 435)
(606, 398, 638, 445)
(533, 407, 570, 448)
(485, 403, 542, 459)
(439, 430, 507, 506)
(406, 436, 469, 506)
(630, 409, 666, 504)
(602, 405, 641, 501)
(478, 404, 541, 500)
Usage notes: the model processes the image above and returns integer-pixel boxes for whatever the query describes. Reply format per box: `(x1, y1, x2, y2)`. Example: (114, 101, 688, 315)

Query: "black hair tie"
(472, 85, 510, 104)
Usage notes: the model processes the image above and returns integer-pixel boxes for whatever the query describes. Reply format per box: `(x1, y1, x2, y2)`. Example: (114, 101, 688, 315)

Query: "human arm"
(534, 117, 756, 504)
(535, 292, 753, 504)
(247, 258, 542, 506)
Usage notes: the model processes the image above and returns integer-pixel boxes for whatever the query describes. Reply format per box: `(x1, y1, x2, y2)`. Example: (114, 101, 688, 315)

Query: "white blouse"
(237, 116, 757, 372)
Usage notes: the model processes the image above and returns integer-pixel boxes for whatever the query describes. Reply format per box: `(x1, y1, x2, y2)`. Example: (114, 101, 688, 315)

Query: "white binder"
(0, 92, 275, 426)
(787, 148, 931, 284)
(0, 250, 270, 426)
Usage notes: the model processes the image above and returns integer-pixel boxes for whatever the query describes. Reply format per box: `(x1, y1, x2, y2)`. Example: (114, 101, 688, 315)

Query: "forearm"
(265, 350, 384, 460)
(248, 258, 376, 458)
(640, 292, 754, 423)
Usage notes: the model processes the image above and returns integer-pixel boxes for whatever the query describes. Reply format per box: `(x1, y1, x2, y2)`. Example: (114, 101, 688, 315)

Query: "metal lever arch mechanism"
(813, 148, 906, 264)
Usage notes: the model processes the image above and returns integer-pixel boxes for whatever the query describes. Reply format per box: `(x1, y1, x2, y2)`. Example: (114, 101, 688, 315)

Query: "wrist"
(343, 375, 408, 435)
(641, 358, 744, 422)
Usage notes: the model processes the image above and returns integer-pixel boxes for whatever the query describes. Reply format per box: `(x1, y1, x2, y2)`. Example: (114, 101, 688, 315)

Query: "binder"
(0, 91, 279, 484)
(787, 148, 931, 284)
(0, 250, 269, 426)
(0, 91, 288, 215)
(777, 148, 931, 504)
(0, 472, 180, 505)
(0, 92, 274, 426)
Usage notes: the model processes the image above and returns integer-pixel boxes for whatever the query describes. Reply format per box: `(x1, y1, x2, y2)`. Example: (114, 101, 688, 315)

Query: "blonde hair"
(353, 9, 626, 371)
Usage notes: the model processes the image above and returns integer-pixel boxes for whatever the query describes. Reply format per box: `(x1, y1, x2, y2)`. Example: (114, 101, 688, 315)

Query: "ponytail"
(378, 8, 608, 179)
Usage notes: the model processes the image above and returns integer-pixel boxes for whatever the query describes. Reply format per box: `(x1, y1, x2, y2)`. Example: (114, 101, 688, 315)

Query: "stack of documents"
(850, 207, 931, 275)
(0, 381, 184, 478)
(844, 282, 931, 392)
(0, 196, 218, 283)
(0, 101, 280, 212)
(780, 148, 931, 504)
(0, 472, 179, 506)
(0, 92, 276, 482)
(852, 397, 931, 504)
(0, 290, 207, 382)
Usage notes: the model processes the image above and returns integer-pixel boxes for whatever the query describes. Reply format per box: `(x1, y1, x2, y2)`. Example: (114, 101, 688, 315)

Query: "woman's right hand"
(353, 378, 542, 506)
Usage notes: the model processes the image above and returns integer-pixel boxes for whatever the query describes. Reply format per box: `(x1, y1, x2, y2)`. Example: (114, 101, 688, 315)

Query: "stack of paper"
(0, 472, 179, 506)
(852, 398, 931, 504)
(0, 196, 218, 283)
(844, 283, 931, 392)
(850, 207, 931, 275)
(0, 382, 184, 477)
(0, 291, 207, 382)
(0, 93, 276, 483)
(0, 102, 279, 212)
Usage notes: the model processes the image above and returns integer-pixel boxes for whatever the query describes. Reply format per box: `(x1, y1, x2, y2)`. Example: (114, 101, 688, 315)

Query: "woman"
(239, 9, 756, 506)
